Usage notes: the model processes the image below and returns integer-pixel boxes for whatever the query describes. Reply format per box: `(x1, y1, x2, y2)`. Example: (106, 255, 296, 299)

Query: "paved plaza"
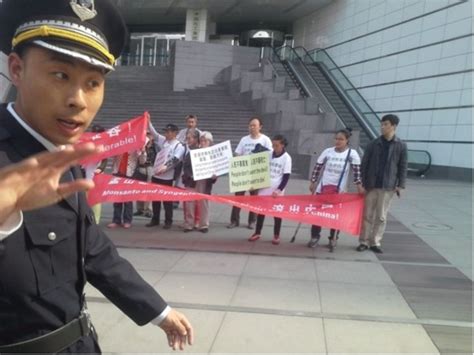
(86, 174, 473, 354)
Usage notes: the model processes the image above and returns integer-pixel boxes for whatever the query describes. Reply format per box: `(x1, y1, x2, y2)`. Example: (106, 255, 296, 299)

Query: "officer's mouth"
(57, 118, 84, 135)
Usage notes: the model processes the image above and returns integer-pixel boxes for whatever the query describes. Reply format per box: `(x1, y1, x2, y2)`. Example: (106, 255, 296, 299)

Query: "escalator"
(273, 45, 376, 149)
(268, 46, 431, 176)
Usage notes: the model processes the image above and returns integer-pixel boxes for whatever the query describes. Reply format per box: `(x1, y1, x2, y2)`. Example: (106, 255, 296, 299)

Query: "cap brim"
(33, 39, 114, 71)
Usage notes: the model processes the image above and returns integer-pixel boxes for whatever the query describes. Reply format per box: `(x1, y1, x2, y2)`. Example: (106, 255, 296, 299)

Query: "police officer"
(0, 0, 193, 353)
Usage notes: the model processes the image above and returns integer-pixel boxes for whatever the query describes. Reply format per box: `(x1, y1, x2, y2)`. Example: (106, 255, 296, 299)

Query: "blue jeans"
(112, 202, 133, 224)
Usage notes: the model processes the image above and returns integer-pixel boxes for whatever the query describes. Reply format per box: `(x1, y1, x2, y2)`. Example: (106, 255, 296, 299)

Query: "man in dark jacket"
(357, 114, 408, 254)
(0, 0, 193, 353)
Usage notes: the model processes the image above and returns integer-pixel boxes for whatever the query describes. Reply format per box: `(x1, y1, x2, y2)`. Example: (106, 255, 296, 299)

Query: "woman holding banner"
(248, 135, 292, 245)
(307, 128, 364, 251)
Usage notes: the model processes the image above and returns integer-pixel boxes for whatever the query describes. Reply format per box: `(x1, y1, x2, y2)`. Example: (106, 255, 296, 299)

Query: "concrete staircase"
(96, 66, 256, 147)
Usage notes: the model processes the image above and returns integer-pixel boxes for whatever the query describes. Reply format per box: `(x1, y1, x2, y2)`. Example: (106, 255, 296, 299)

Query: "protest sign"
(229, 151, 270, 193)
(190, 140, 233, 180)
(152, 147, 170, 175)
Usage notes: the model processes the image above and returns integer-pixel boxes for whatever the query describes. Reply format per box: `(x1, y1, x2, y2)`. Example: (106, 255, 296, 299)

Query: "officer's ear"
(8, 52, 25, 87)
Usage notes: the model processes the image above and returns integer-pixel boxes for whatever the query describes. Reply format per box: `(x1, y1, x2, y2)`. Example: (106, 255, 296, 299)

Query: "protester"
(248, 135, 292, 245)
(307, 129, 364, 251)
(107, 150, 139, 229)
(0, 1, 193, 352)
(228, 117, 272, 229)
(134, 133, 156, 218)
(357, 114, 407, 254)
(194, 131, 217, 233)
(83, 124, 108, 223)
(181, 129, 201, 232)
(177, 114, 200, 144)
(147, 122, 185, 229)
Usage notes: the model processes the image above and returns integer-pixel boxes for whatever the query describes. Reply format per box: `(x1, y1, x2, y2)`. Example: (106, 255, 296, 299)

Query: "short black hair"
(272, 134, 288, 147)
(381, 114, 400, 126)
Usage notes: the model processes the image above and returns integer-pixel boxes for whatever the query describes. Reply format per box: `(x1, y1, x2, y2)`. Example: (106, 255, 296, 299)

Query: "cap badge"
(70, 0, 97, 21)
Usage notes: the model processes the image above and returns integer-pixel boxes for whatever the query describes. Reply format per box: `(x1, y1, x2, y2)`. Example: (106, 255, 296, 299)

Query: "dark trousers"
(230, 190, 258, 225)
(256, 214, 282, 236)
(311, 225, 340, 239)
(151, 177, 174, 225)
(61, 333, 100, 353)
(112, 202, 133, 224)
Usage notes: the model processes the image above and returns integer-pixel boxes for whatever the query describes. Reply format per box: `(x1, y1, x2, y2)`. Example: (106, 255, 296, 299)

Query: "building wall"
(293, 0, 473, 170)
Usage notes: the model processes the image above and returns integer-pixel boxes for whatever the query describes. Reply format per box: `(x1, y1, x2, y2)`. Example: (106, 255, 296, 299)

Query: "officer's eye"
(88, 80, 101, 89)
(53, 72, 68, 80)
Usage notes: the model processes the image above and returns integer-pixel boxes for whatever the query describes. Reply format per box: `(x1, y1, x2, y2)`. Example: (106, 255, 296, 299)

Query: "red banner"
(77, 113, 149, 164)
(89, 174, 364, 236)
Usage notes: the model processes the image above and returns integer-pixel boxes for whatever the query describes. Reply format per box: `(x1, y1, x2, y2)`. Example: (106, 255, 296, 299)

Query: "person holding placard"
(248, 135, 292, 245)
(227, 117, 272, 230)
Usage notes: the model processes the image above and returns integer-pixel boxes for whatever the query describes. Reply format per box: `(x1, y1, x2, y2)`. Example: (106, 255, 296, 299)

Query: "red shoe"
(272, 235, 280, 245)
(122, 223, 132, 229)
(248, 233, 261, 242)
(107, 223, 119, 229)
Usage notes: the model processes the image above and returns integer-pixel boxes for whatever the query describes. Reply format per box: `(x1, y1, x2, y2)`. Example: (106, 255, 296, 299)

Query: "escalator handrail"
(302, 46, 381, 137)
(276, 45, 378, 140)
(407, 149, 432, 176)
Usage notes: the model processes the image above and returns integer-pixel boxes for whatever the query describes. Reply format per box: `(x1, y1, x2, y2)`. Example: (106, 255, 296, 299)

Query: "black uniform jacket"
(0, 104, 167, 345)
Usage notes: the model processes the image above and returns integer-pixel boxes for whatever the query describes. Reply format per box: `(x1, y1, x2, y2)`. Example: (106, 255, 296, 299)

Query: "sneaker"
(183, 228, 193, 233)
(122, 223, 132, 229)
(248, 233, 261, 242)
(200, 228, 209, 233)
(272, 235, 280, 245)
(356, 244, 369, 252)
(146, 220, 160, 227)
(307, 236, 320, 248)
(227, 222, 239, 229)
(133, 211, 143, 216)
(107, 223, 119, 229)
(143, 211, 153, 218)
(370, 246, 383, 254)
(163, 224, 172, 230)
(247, 222, 256, 230)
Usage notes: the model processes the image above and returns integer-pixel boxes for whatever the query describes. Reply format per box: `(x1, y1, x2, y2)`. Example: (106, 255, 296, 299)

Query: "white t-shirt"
(317, 147, 361, 193)
(258, 151, 292, 196)
(154, 139, 185, 180)
(235, 134, 272, 156)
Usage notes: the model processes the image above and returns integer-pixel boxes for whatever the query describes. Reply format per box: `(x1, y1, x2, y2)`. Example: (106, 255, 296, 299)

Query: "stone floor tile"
(319, 282, 416, 319)
(324, 318, 439, 353)
(211, 312, 326, 353)
(231, 276, 320, 312)
(243, 255, 317, 280)
(155, 272, 239, 306)
(170, 251, 248, 276)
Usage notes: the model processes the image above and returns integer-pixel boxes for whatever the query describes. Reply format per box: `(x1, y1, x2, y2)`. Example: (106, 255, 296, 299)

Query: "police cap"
(0, 0, 127, 71)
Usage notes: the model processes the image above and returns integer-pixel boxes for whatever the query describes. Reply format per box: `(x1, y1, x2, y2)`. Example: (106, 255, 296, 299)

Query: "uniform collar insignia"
(70, 0, 97, 21)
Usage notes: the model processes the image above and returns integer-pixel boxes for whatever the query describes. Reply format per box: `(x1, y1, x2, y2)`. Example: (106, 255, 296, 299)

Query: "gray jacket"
(361, 135, 408, 190)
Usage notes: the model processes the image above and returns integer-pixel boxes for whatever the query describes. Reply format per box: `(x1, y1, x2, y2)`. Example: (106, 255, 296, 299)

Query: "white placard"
(190, 140, 233, 180)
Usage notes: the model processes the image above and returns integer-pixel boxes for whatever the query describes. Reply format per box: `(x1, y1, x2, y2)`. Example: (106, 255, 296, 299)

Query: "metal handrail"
(303, 47, 381, 138)
(273, 45, 362, 131)
(407, 149, 432, 177)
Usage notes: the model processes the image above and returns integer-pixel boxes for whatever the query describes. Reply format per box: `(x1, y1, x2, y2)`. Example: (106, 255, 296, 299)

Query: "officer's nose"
(66, 85, 87, 111)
